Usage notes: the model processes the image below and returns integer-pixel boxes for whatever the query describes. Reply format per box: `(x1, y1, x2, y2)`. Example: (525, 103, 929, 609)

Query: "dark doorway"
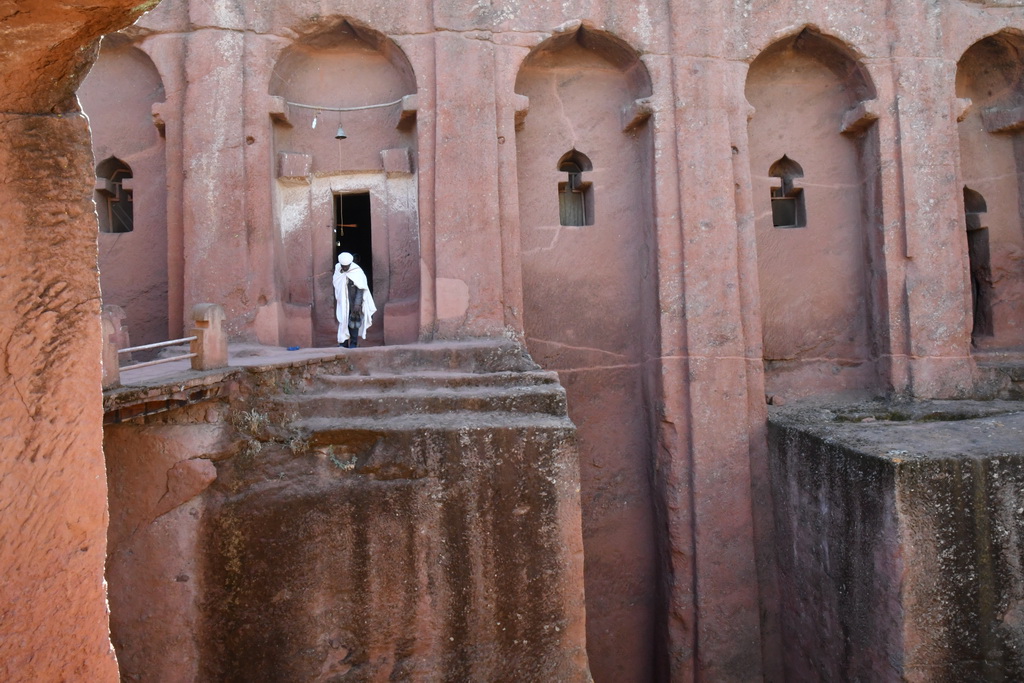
(964, 186, 994, 344)
(334, 192, 373, 293)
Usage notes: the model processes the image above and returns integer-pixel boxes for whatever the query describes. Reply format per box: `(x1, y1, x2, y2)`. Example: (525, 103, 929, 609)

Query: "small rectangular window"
(96, 158, 134, 233)
(558, 181, 593, 226)
(559, 186, 585, 226)
(771, 189, 805, 229)
(771, 197, 797, 228)
(769, 155, 806, 228)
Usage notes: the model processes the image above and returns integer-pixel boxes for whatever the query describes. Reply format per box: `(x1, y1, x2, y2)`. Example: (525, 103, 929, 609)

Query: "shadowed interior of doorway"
(334, 191, 373, 293)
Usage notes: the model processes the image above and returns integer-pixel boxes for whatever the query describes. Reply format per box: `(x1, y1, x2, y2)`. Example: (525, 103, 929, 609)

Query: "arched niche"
(79, 36, 169, 347)
(269, 19, 419, 348)
(514, 25, 659, 682)
(745, 27, 882, 400)
(956, 31, 1024, 352)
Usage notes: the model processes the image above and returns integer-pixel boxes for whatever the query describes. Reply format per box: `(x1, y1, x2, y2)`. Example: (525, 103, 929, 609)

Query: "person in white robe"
(333, 252, 376, 347)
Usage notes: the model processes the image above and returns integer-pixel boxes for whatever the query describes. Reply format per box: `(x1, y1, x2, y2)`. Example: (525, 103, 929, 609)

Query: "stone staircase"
(203, 340, 590, 681)
(262, 340, 570, 433)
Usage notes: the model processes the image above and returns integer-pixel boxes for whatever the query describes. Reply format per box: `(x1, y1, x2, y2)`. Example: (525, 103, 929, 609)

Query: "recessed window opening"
(557, 150, 594, 226)
(769, 155, 806, 228)
(334, 191, 373, 293)
(95, 157, 134, 233)
(964, 186, 993, 342)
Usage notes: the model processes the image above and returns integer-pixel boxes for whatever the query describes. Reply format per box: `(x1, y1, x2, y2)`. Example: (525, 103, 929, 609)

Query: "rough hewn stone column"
(0, 1, 156, 679)
(180, 0, 250, 336)
(0, 108, 119, 683)
(660, 4, 766, 679)
(887, 2, 976, 398)
(430, 5, 507, 338)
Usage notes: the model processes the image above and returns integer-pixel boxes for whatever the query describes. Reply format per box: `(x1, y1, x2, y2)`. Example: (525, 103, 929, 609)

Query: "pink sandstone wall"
(957, 32, 1024, 353)
(104, 414, 233, 681)
(0, 109, 121, 683)
(74, 0, 1024, 681)
(746, 30, 883, 401)
(80, 37, 170, 347)
(0, 0, 159, 679)
(515, 28, 661, 681)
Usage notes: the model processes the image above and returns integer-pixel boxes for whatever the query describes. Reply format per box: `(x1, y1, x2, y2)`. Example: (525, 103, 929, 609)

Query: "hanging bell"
(335, 124, 347, 140)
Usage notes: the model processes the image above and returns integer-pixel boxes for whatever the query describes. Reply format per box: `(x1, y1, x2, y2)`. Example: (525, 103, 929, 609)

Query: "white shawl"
(332, 263, 377, 343)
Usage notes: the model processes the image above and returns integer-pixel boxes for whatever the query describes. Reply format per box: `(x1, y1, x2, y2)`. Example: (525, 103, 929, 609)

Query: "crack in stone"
(0, 335, 30, 419)
(526, 336, 631, 363)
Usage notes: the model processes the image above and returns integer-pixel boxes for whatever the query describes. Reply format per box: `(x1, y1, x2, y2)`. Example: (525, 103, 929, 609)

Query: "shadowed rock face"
(0, 2, 159, 680)
(103, 342, 590, 681)
(204, 426, 585, 681)
(769, 400, 1024, 681)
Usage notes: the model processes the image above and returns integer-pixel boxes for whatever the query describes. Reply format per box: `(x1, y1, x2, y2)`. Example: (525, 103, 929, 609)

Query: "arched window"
(769, 155, 806, 228)
(557, 150, 594, 226)
(964, 186, 993, 342)
(95, 157, 134, 233)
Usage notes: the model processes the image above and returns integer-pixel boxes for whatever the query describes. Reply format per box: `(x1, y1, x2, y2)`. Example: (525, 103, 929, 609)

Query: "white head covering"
(338, 252, 354, 266)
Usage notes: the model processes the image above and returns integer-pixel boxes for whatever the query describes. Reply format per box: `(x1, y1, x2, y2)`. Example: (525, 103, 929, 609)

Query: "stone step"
(975, 359, 1024, 399)
(314, 369, 560, 392)
(286, 410, 576, 442)
(268, 382, 568, 420)
(295, 339, 541, 377)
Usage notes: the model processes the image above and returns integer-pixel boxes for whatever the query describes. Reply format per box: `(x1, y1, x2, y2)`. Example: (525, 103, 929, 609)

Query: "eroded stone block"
(277, 151, 312, 180)
(770, 399, 1024, 681)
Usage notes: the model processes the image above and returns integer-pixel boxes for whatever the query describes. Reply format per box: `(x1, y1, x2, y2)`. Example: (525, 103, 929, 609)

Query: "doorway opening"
(964, 186, 994, 344)
(334, 192, 373, 293)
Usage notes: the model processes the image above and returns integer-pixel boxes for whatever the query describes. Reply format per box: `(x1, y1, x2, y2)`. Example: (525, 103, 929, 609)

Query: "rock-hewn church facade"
(4, 0, 1024, 680)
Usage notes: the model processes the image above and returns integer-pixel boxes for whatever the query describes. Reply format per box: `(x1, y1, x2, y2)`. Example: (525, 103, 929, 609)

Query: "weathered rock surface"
(0, 3, 156, 679)
(103, 341, 590, 680)
(770, 399, 1024, 681)
(104, 415, 234, 681)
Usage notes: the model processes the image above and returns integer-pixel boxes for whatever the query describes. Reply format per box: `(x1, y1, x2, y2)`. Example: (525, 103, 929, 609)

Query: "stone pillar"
(102, 308, 122, 389)
(429, 17, 506, 339)
(191, 303, 228, 370)
(242, 33, 286, 345)
(658, 5, 766, 679)
(139, 33, 189, 339)
(672, 58, 765, 680)
(888, 3, 975, 398)
(643, 46, 699, 680)
(0, 3, 152, 678)
(493, 43, 528, 339)
(0, 109, 119, 682)
(181, 1, 251, 338)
